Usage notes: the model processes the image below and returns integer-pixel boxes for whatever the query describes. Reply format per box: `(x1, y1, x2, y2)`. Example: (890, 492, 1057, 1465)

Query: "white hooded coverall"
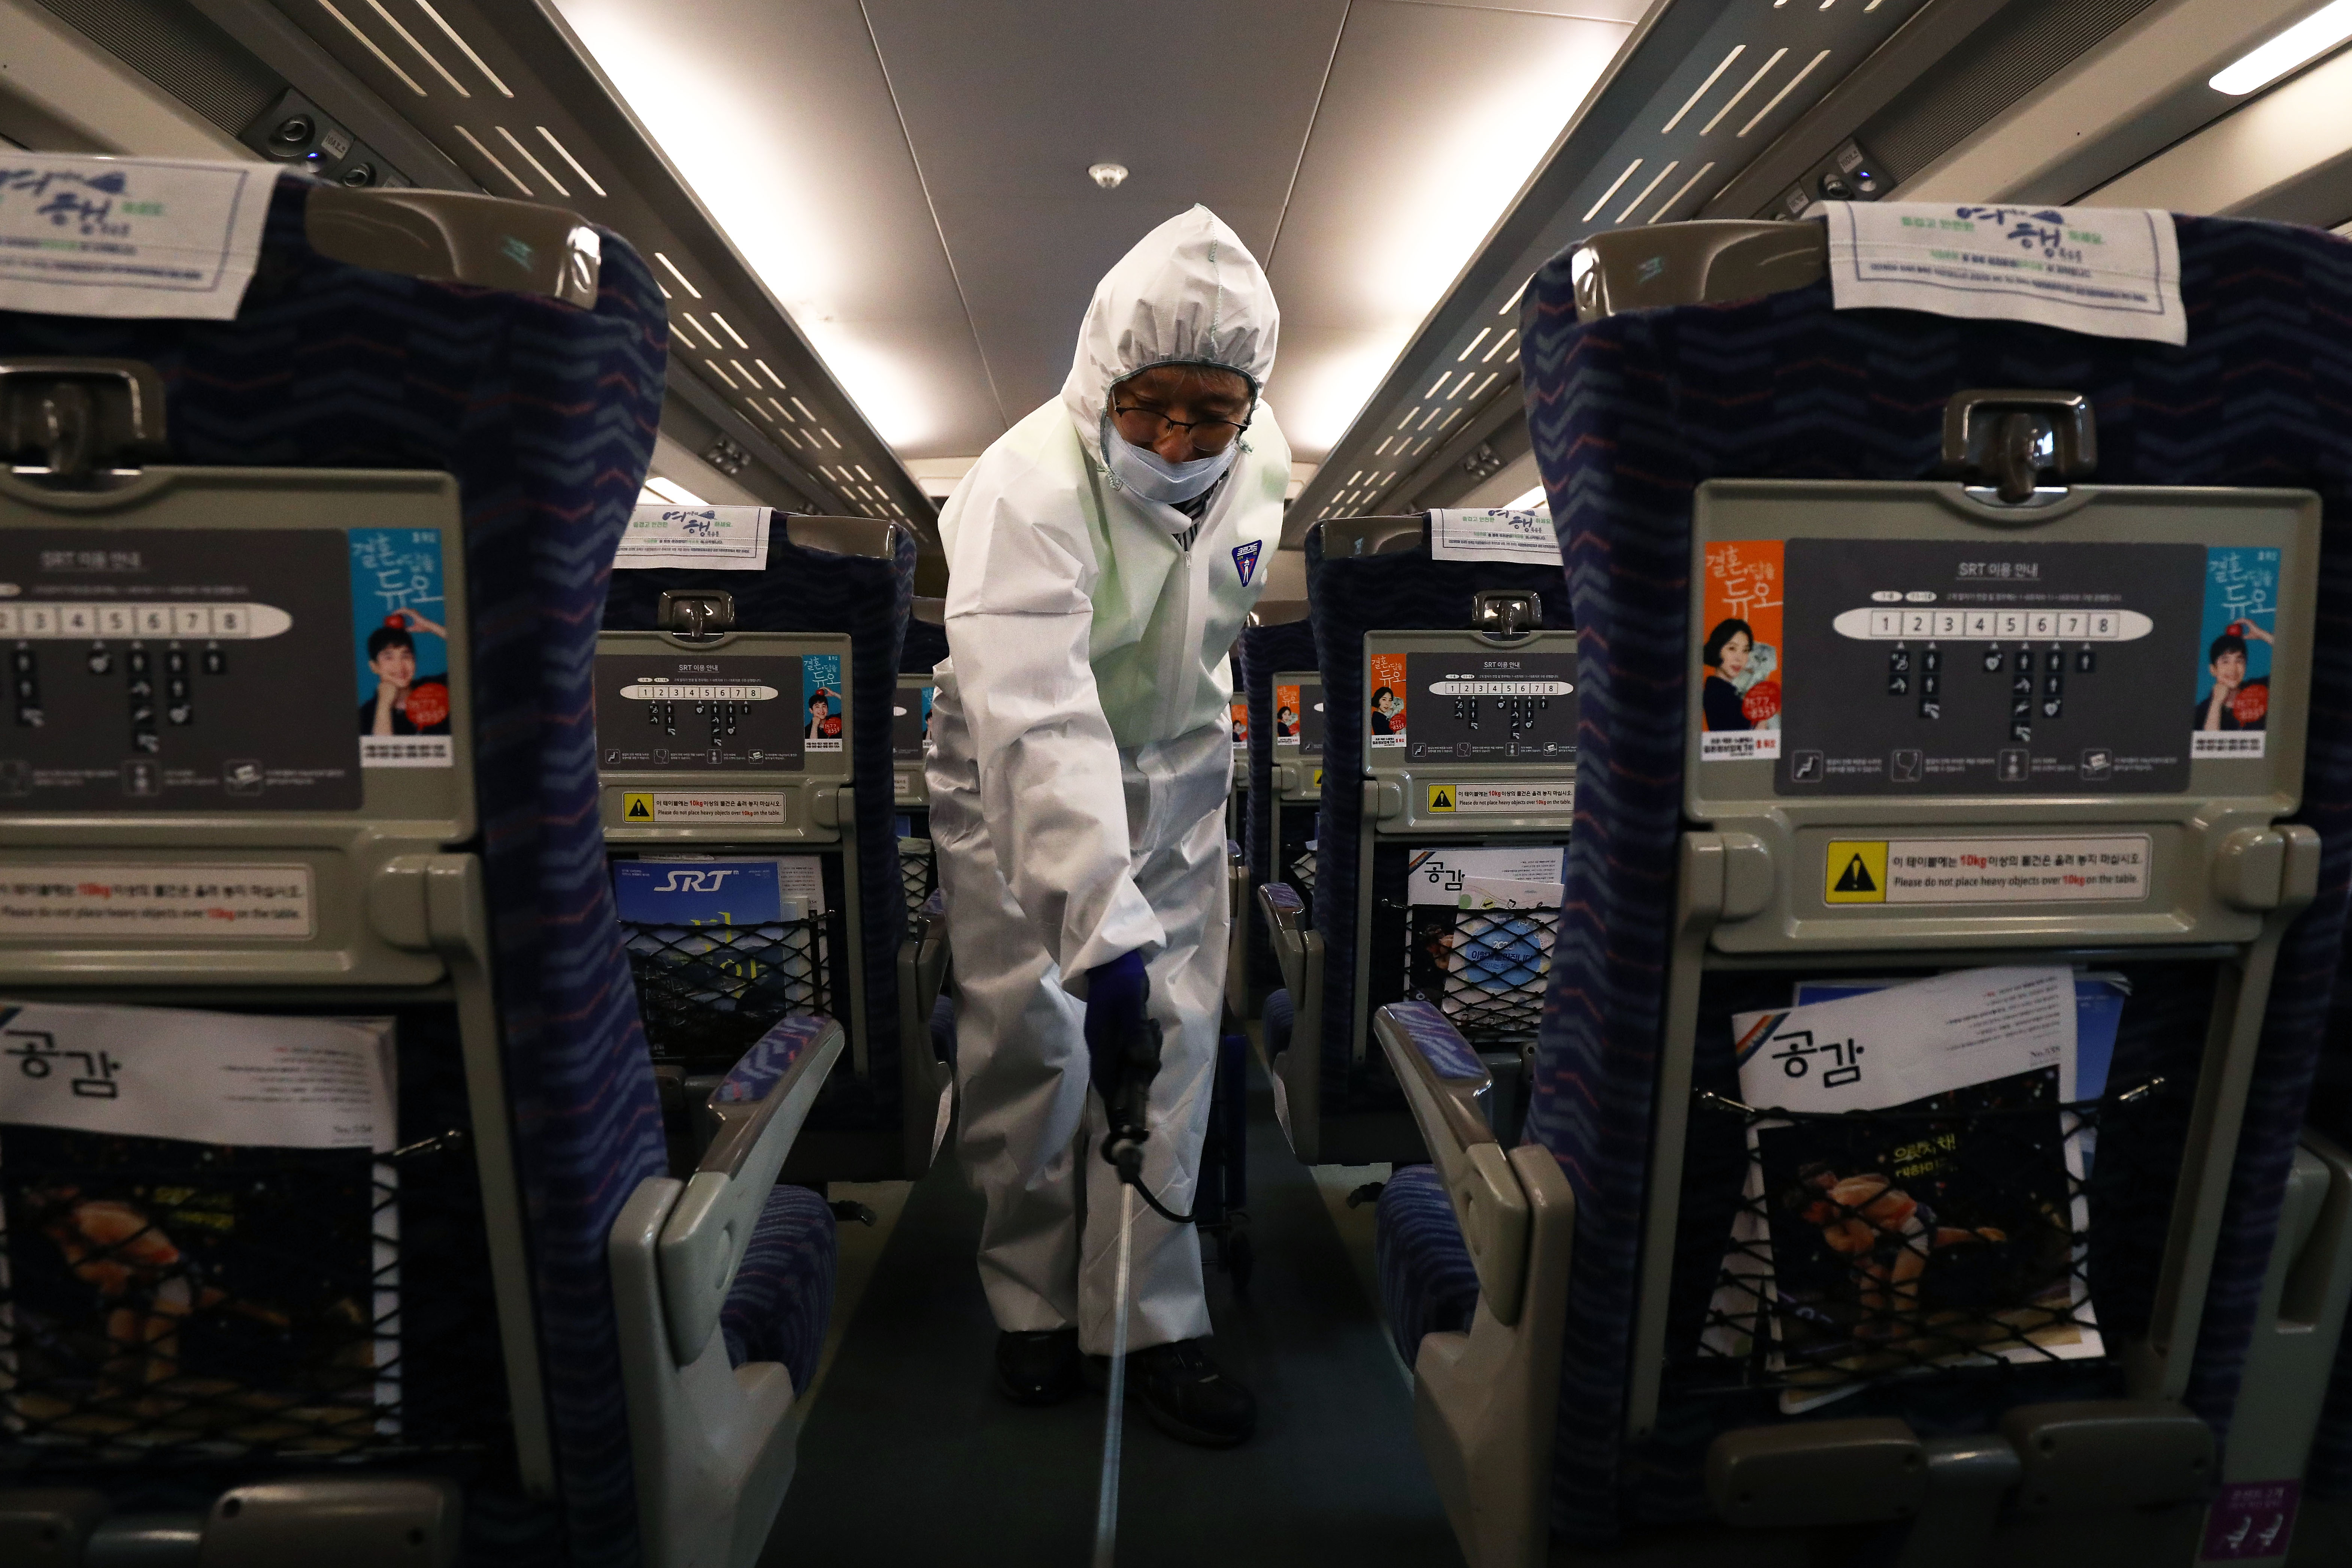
(927, 206, 1286, 1354)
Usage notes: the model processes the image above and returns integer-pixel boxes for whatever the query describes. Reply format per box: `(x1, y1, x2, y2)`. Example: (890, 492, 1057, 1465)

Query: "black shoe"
(995, 1328, 1082, 1406)
(1131, 1338, 1255, 1447)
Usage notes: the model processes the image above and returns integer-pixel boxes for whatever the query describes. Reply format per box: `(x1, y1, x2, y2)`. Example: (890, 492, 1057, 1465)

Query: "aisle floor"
(763, 1058, 1465, 1567)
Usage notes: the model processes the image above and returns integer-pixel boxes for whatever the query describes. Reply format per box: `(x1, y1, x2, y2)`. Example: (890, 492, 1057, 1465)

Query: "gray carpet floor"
(763, 1059, 1464, 1567)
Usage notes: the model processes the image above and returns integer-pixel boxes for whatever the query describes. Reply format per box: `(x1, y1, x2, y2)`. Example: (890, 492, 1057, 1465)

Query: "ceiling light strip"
(1458, 328, 1491, 362)
(730, 360, 757, 386)
(536, 127, 604, 196)
(1500, 275, 1533, 315)
(653, 253, 702, 299)
(316, 0, 425, 96)
(1617, 160, 1678, 224)
(1582, 158, 1643, 222)
(704, 358, 739, 389)
(677, 313, 721, 350)
(1701, 47, 1785, 135)
(1650, 161, 1715, 222)
(1425, 371, 1451, 398)
(754, 360, 786, 389)
(496, 125, 566, 195)
(362, 0, 466, 95)
(1483, 329, 1517, 362)
(791, 397, 817, 421)
(1448, 370, 1477, 397)
(1472, 372, 1498, 399)
(454, 124, 530, 194)
(709, 313, 750, 349)
(413, 0, 513, 95)
(1661, 45, 1743, 134)
(822, 430, 843, 449)
(766, 397, 794, 422)
(2211, 0, 2352, 92)
(1738, 49, 1830, 136)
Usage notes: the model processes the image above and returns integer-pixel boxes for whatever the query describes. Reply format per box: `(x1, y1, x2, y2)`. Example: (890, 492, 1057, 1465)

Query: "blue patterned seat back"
(1520, 214, 2352, 1542)
(0, 174, 673, 1562)
(900, 613, 949, 675)
(1304, 531, 1573, 1104)
(605, 525, 917, 1129)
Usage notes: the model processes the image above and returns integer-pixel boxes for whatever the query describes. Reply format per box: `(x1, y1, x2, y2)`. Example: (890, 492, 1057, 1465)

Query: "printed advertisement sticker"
(1404, 846, 1568, 905)
(1824, 203, 2185, 346)
(1700, 540, 1784, 761)
(612, 505, 772, 570)
(803, 654, 845, 752)
(351, 529, 454, 768)
(1231, 694, 1248, 753)
(1368, 652, 1408, 748)
(1428, 507, 1562, 567)
(1274, 683, 1302, 746)
(2193, 546, 2278, 760)
(1824, 835, 2150, 905)
(0, 864, 314, 937)
(0, 154, 275, 320)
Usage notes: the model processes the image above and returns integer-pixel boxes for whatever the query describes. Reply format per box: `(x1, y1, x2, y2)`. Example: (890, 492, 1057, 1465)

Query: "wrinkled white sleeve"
(942, 473, 1164, 985)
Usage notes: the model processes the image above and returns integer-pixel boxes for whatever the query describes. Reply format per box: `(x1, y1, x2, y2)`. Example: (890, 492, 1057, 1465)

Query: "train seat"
(603, 516, 953, 1182)
(1232, 598, 1317, 1019)
(1373, 211, 2352, 1568)
(0, 161, 834, 1568)
(1258, 513, 1574, 1165)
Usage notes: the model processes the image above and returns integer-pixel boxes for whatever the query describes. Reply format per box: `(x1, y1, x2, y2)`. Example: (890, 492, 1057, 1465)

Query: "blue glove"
(1083, 950, 1150, 1108)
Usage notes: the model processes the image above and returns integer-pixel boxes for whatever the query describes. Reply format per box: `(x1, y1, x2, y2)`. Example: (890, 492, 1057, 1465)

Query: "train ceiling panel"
(21, 0, 934, 528)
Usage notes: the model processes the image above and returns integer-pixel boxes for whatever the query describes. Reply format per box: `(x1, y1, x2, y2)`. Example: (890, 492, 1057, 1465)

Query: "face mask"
(1101, 416, 1238, 506)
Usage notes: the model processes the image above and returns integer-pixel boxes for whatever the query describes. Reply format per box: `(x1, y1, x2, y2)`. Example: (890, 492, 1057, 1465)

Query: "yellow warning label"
(1427, 784, 1456, 813)
(1825, 840, 1888, 904)
(622, 792, 655, 822)
(1312, 768, 1323, 788)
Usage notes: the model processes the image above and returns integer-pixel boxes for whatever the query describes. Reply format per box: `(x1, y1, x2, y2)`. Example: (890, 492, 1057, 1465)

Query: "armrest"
(1259, 881, 1315, 998)
(659, 1015, 844, 1365)
(1374, 1002, 1530, 1325)
(900, 892, 951, 1028)
(895, 892, 955, 1172)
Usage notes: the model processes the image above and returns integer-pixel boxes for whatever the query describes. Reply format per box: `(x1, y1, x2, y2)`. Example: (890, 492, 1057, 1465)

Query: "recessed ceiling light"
(1089, 162, 1129, 189)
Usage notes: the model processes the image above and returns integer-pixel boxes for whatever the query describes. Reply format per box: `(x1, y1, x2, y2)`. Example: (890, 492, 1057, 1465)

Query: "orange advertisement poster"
(1699, 540, 1784, 761)
(1368, 652, 1408, 747)
(1274, 683, 1302, 744)
(1230, 694, 1248, 748)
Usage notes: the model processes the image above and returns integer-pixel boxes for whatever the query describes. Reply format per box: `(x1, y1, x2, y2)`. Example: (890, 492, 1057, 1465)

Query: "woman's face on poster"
(1716, 630, 1751, 679)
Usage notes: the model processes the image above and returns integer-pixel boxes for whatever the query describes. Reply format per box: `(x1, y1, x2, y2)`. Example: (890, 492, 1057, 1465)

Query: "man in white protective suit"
(925, 206, 1284, 1446)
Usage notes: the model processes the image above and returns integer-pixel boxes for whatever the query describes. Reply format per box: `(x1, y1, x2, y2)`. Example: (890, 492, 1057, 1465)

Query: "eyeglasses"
(1111, 401, 1252, 454)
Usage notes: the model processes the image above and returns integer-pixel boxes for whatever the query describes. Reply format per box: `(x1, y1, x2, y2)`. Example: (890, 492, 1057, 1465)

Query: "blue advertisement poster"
(803, 652, 844, 752)
(613, 860, 788, 925)
(349, 528, 452, 768)
(2192, 546, 2279, 758)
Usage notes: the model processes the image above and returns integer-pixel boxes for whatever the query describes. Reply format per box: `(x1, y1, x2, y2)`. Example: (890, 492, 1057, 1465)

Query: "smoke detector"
(1088, 162, 1129, 190)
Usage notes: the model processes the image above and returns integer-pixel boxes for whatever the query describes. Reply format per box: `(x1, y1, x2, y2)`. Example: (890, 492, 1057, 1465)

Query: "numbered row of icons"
(1859, 610, 2130, 640)
(0, 601, 289, 639)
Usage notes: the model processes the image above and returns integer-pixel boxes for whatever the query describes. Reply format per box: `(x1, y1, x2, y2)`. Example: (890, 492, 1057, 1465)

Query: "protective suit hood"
(1061, 205, 1280, 471)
